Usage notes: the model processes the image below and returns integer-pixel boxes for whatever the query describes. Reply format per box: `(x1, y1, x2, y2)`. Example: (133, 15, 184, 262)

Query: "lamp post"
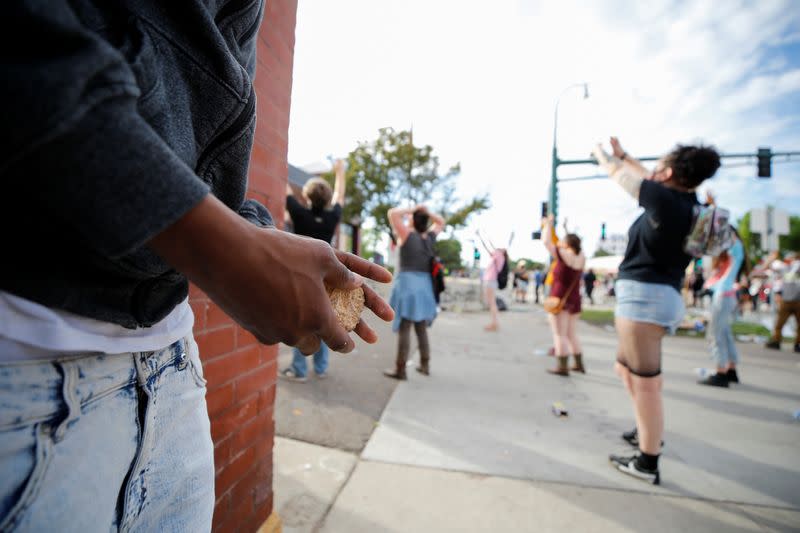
(550, 83, 589, 222)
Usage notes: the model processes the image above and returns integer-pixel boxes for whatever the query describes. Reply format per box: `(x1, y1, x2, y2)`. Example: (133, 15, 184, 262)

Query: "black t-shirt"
(286, 195, 342, 243)
(617, 180, 698, 292)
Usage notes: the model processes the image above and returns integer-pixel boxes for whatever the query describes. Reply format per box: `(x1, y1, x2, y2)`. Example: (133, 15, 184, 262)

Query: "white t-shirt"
(0, 291, 195, 362)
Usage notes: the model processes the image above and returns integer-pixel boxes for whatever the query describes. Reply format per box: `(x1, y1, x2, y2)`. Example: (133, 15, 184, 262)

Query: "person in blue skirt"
(384, 205, 445, 379)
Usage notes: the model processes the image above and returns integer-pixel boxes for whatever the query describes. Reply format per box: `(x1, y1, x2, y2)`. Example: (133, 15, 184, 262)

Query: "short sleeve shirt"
(617, 180, 698, 292)
(286, 196, 342, 243)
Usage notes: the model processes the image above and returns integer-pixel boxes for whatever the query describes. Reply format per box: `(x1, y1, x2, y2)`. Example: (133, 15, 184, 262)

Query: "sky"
(287, 0, 800, 265)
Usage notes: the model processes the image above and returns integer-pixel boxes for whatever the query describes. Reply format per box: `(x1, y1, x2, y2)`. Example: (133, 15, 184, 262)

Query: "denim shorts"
(615, 279, 685, 334)
(484, 279, 499, 290)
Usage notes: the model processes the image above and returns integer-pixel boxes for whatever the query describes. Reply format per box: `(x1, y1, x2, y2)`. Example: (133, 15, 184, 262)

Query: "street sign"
(750, 207, 789, 252)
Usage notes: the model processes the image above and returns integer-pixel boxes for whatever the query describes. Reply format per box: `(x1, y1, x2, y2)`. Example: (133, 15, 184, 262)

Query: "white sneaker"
(280, 368, 307, 383)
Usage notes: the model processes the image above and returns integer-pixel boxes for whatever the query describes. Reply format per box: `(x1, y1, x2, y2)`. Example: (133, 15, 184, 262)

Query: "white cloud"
(288, 0, 800, 264)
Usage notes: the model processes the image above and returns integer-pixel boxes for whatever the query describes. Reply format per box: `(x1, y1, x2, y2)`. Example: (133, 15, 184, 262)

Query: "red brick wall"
(190, 2, 298, 531)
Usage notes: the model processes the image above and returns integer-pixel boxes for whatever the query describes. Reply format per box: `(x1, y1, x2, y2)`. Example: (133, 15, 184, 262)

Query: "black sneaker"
(622, 428, 639, 447)
(609, 453, 660, 485)
(698, 373, 729, 387)
(726, 368, 739, 384)
(621, 428, 664, 448)
(765, 340, 781, 350)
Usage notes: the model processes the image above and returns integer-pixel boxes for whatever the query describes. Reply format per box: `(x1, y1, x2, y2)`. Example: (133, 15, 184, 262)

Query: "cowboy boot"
(416, 352, 430, 376)
(571, 353, 586, 373)
(383, 353, 407, 380)
(547, 355, 569, 376)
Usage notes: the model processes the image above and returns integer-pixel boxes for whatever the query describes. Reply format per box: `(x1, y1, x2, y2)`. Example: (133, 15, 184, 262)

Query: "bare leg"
(485, 286, 498, 330)
(615, 318, 666, 455)
(631, 374, 663, 455)
(547, 312, 569, 356)
(566, 313, 582, 355)
(547, 312, 570, 375)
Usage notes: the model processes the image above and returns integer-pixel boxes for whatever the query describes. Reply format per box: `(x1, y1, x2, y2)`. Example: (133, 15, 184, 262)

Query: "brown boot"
(571, 353, 586, 373)
(415, 365, 429, 376)
(383, 363, 408, 381)
(547, 356, 569, 376)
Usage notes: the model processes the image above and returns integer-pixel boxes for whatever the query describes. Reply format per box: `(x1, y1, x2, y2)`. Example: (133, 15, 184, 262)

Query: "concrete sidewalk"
(274, 305, 800, 532)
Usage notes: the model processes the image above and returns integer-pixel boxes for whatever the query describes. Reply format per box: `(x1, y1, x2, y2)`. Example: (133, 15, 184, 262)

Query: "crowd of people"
(274, 138, 800, 492)
(3, 4, 797, 528)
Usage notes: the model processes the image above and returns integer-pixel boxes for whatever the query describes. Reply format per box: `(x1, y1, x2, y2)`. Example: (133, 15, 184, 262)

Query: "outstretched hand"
(593, 143, 622, 175)
(150, 195, 395, 356)
(610, 137, 625, 158)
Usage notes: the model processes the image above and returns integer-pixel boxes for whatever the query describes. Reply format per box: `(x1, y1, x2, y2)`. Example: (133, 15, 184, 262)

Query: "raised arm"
(332, 159, 347, 207)
(541, 216, 557, 257)
(610, 137, 649, 179)
(427, 209, 446, 236)
(388, 206, 412, 245)
(476, 230, 495, 254)
(593, 143, 644, 200)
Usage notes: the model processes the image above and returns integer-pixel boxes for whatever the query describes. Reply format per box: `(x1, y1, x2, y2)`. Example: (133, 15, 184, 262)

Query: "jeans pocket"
(0, 423, 55, 531)
(186, 339, 208, 389)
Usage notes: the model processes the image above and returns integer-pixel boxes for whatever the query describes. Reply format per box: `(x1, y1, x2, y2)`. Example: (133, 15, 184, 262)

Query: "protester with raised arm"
(594, 136, 720, 485)
(281, 159, 349, 382)
(384, 205, 445, 379)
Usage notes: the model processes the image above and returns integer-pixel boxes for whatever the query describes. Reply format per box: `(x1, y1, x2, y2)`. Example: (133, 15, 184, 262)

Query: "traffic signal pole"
(548, 149, 800, 221)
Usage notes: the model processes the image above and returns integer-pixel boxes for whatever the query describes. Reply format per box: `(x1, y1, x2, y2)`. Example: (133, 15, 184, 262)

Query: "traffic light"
(757, 147, 771, 178)
(473, 247, 481, 260)
(601, 223, 606, 241)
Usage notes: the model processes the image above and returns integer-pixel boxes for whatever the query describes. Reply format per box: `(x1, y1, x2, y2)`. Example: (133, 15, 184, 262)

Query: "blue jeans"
(710, 295, 739, 367)
(290, 343, 329, 377)
(0, 336, 214, 532)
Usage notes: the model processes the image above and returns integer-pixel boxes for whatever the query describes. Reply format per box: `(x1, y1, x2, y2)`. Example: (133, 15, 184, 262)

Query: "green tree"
(737, 212, 762, 261)
(511, 257, 544, 271)
(434, 238, 462, 271)
(737, 211, 800, 260)
(779, 216, 800, 253)
(324, 127, 489, 240)
(593, 248, 612, 258)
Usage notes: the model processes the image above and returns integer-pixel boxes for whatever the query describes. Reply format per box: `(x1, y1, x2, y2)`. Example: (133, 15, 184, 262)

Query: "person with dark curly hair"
(594, 137, 721, 485)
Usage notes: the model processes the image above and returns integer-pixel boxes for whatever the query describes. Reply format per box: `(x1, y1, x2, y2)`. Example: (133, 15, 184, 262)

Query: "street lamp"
(550, 83, 589, 222)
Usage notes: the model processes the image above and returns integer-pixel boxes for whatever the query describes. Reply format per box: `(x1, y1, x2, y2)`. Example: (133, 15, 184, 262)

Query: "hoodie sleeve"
(0, 2, 210, 259)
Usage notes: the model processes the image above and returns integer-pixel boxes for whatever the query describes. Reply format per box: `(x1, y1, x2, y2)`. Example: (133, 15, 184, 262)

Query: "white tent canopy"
(585, 255, 624, 274)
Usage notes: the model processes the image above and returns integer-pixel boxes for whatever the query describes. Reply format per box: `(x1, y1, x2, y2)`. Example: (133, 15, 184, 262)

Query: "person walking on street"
(384, 206, 445, 379)
(534, 268, 544, 304)
(699, 230, 748, 387)
(0, 4, 394, 531)
(584, 268, 597, 305)
(765, 253, 800, 353)
(281, 160, 348, 382)
(594, 136, 721, 485)
(541, 215, 586, 375)
(513, 261, 530, 303)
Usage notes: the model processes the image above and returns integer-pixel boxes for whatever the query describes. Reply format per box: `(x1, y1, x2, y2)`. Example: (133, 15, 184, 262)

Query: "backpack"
(497, 257, 509, 290)
(684, 205, 734, 258)
(431, 258, 446, 303)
